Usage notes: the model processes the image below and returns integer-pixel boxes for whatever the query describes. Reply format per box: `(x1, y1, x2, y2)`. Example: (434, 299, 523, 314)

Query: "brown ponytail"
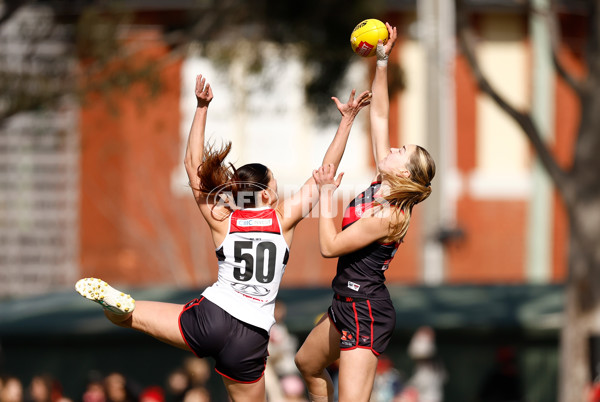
(194, 142, 273, 210)
(195, 141, 234, 194)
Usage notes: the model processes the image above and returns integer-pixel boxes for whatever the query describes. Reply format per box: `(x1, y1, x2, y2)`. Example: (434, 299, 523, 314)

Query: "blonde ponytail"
(378, 146, 435, 243)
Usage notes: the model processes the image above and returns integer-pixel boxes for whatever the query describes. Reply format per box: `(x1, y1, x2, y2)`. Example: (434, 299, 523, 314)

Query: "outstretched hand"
(376, 23, 398, 60)
(195, 74, 213, 107)
(313, 164, 344, 193)
(383, 22, 397, 55)
(332, 89, 372, 118)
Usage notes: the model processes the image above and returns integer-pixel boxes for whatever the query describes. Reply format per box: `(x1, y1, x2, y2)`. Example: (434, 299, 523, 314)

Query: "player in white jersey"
(75, 74, 371, 402)
(203, 207, 289, 331)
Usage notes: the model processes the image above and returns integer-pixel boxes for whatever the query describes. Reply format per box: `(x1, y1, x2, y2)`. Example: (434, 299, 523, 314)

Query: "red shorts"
(179, 297, 269, 383)
(327, 294, 396, 355)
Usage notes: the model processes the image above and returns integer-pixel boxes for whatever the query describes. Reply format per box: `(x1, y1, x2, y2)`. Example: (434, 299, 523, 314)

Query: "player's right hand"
(195, 74, 213, 107)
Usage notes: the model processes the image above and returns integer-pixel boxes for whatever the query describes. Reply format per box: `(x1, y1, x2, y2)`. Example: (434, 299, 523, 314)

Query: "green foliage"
(181, 0, 389, 119)
(1, 0, 394, 121)
(271, 0, 389, 117)
(75, 4, 132, 63)
(74, 4, 163, 116)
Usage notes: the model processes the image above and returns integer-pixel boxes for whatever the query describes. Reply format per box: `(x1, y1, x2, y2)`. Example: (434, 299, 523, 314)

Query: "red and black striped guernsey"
(332, 182, 399, 300)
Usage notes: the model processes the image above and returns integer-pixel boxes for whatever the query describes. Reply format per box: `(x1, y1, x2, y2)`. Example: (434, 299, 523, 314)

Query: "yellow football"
(350, 19, 389, 57)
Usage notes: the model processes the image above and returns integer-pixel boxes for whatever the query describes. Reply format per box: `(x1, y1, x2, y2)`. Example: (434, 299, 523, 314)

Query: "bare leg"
(337, 348, 378, 402)
(106, 301, 190, 350)
(76, 278, 190, 351)
(295, 314, 340, 402)
(223, 376, 266, 402)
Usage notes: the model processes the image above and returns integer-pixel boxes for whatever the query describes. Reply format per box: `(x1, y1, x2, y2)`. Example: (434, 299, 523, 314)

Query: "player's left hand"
(332, 89, 372, 118)
(313, 163, 344, 193)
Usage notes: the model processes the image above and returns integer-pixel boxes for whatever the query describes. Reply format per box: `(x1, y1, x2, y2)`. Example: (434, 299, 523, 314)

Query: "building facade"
(74, 5, 578, 291)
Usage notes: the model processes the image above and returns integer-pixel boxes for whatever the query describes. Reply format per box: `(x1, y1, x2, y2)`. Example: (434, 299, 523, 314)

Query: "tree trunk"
(560, 282, 592, 402)
(560, 204, 600, 402)
(455, 1, 600, 399)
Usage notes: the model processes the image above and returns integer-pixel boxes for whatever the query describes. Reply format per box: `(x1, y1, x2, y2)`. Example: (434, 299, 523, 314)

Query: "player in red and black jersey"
(295, 23, 437, 402)
(334, 180, 400, 300)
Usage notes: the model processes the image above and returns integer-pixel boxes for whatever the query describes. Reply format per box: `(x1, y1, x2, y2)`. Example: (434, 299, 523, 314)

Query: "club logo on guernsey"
(236, 218, 272, 227)
(341, 330, 355, 348)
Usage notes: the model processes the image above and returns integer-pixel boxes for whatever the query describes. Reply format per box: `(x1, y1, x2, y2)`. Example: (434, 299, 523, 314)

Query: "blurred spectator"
(477, 346, 523, 402)
(140, 386, 164, 402)
(589, 381, 600, 402)
(266, 301, 306, 401)
(1, 376, 23, 402)
(166, 368, 189, 402)
(25, 374, 69, 402)
(104, 373, 137, 402)
(26, 375, 52, 402)
(327, 359, 340, 402)
(181, 359, 210, 389)
(398, 327, 446, 402)
(590, 361, 600, 402)
(26, 374, 68, 402)
(166, 358, 213, 402)
(82, 375, 106, 402)
(370, 355, 404, 402)
(269, 302, 300, 377)
(181, 387, 210, 402)
(264, 362, 285, 401)
(279, 375, 307, 402)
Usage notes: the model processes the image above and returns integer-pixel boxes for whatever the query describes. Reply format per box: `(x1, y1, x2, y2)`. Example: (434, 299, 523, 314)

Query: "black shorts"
(178, 297, 269, 383)
(327, 294, 396, 355)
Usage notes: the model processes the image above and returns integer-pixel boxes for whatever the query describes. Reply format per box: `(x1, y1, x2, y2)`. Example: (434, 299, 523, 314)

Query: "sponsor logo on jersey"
(230, 282, 270, 297)
(236, 218, 273, 227)
(347, 281, 360, 291)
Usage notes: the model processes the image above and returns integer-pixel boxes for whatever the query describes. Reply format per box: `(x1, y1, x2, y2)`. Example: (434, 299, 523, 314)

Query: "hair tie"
(426, 182, 431, 187)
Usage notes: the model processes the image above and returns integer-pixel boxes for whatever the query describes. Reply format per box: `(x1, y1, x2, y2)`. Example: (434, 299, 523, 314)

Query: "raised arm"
(184, 75, 213, 201)
(370, 23, 397, 170)
(278, 89, 371, 231)
(322, 89, 372, 168)
(183, 74, 231, 237)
